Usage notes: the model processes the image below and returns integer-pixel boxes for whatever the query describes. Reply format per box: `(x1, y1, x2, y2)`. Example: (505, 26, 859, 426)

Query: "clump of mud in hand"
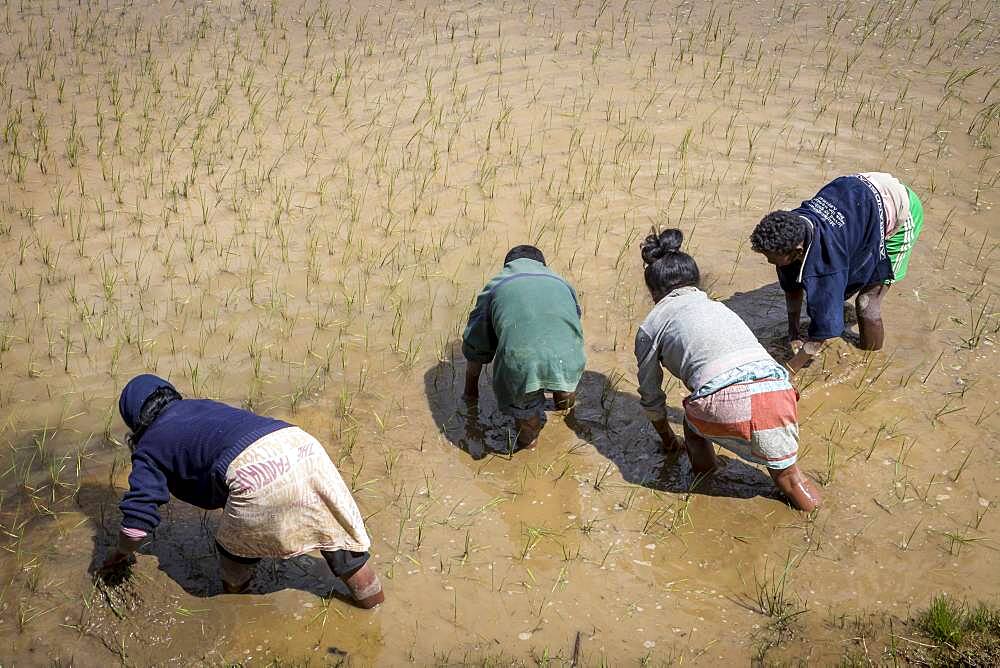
(93, 559, 143, 619)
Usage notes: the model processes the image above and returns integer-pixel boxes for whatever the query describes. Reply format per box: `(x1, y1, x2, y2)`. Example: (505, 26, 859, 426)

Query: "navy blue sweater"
(777, 175, 893, 340)
(120, 399, 289, 533)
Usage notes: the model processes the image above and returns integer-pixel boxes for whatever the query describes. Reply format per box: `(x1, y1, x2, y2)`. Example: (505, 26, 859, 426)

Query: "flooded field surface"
(0, 0, 997, 665)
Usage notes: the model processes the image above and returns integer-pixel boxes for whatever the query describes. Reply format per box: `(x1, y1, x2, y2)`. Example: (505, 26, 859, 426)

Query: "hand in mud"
(651, 418, 683, 451)
(463, 361, 483, 403)
(94, 550, 136, 581)
(459, 396, 480, 422)
(92, 552, 142, 618)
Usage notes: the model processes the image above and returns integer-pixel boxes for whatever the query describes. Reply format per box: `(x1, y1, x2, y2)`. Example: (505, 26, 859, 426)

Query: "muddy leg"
(856, 283, 891, 351)
(514, 414, 543, 449)
(651, 417, 684, 453)
(682, 420, 719, 474)
(551, 390, 576, 411)
(768, 465, 822, 512)
(216, 541, 259, 594)
(322, 550, 384, 609)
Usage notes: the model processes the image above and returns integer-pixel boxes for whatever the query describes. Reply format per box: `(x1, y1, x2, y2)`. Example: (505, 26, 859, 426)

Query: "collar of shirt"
(659, 285, 701, 303)
(796, 216, 815, 283)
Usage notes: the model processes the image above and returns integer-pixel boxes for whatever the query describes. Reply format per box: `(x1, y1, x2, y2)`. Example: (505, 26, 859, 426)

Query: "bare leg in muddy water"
(682, 420, 720, 474)
(681, 423, 821, 511)
(856, 283, 891, 350)
(512, 390, 575, 450)
(218, 542, 384, 608)
(768, 466, 822, 512)
(217, 542, 259, 594)
(652, 417, 684, 452)
(323, 550, 384, 609)
(514, 414, 543, 449)
(552, 390, 576, 411)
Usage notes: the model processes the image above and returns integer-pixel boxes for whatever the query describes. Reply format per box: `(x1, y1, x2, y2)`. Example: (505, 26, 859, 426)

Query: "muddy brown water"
(0, 0, 997, 665)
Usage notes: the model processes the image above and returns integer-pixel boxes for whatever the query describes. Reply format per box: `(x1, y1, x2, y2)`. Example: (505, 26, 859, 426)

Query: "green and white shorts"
(884, 186, 924, 283)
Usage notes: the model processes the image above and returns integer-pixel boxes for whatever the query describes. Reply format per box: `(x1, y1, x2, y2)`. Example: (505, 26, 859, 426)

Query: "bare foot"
(514, 416, 543, 451)
(222, 577, 252, 594)
(552, 391, 576, 411)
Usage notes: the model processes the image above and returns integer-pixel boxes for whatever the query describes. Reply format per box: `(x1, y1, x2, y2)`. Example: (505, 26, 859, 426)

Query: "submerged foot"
(222, 578, 253, 595)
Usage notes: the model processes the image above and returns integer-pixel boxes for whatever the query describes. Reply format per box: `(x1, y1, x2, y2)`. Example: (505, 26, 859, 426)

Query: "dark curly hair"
(127, 386, 182, 449)
(750, 211, 808, 254)
(504, 245, 545, 265)
(640, 228, 700, 299)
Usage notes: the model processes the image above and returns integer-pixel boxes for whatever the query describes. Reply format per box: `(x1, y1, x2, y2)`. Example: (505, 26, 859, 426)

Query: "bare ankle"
(514, 416, 542, 449)
(552, 391, 576, 411)
(769, 466, 822, 511)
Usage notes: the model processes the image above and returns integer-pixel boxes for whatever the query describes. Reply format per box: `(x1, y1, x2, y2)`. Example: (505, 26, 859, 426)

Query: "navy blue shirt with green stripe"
(462, 258, 586, 409)
(776, 175, 894, 340)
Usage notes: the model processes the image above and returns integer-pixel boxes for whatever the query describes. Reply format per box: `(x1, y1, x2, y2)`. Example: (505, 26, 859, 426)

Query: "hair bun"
(640, 228, 684, 264)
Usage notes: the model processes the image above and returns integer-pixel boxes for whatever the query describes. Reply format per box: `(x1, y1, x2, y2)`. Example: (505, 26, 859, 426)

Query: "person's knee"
(768, 464, 798, 483)
(856, 293, 880, 320)
(322, 549, 370, 578)
(856, 286, 889, 322)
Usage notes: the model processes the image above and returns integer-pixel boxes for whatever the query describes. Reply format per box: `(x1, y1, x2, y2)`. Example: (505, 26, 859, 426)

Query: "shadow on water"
(424, 344, 781, 502)
(721, 281, 862, 354)
(720, 282, 794, 360)
(565, 370, 781, 501)
(423, 343, 520, 461)
(76, 482, 343, 599)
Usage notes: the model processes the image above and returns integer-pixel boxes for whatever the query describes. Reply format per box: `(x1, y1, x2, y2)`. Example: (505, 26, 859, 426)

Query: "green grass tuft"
(918, 595, 966, 645)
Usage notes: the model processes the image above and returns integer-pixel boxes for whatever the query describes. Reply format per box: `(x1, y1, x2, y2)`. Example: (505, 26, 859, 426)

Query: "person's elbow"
(461, 340, 494, 364)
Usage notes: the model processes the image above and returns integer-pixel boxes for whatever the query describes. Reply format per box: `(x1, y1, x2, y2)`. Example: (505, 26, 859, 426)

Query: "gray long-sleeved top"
(634, 287, 774, 421)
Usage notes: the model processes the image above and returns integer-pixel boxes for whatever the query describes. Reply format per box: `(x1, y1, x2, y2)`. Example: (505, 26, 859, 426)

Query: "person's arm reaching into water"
(461, 281, 499, 402)
(784, 273, 848, 374)
(785, 287, 805, 349)
(98, 530, 143, 573)
(99, 455, 169, 574)
(783, 285, 818, 373)
(463, 361, 483, 401)
(635, 329, 683, 450)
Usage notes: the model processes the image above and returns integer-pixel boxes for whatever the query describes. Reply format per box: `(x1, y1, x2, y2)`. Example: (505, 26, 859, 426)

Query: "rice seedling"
(744, 551, 806, 625)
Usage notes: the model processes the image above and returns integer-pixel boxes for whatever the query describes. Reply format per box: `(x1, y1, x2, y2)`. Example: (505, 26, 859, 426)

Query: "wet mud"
(0, 0, 997, 665)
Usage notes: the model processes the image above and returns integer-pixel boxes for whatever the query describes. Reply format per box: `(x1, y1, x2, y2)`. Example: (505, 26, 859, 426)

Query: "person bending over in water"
(635, 229, 820, 511)
(462, 245, 586, 450)
(750, 172, 924, 372)
(98, 374, 385, 607)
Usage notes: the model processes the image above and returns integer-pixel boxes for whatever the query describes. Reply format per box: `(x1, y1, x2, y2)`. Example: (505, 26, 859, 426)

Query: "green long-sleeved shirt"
(462, 258, 586, 409)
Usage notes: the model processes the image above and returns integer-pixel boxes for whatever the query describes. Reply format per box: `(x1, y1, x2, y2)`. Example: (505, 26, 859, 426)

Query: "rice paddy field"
(0, 0, 998, 665)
